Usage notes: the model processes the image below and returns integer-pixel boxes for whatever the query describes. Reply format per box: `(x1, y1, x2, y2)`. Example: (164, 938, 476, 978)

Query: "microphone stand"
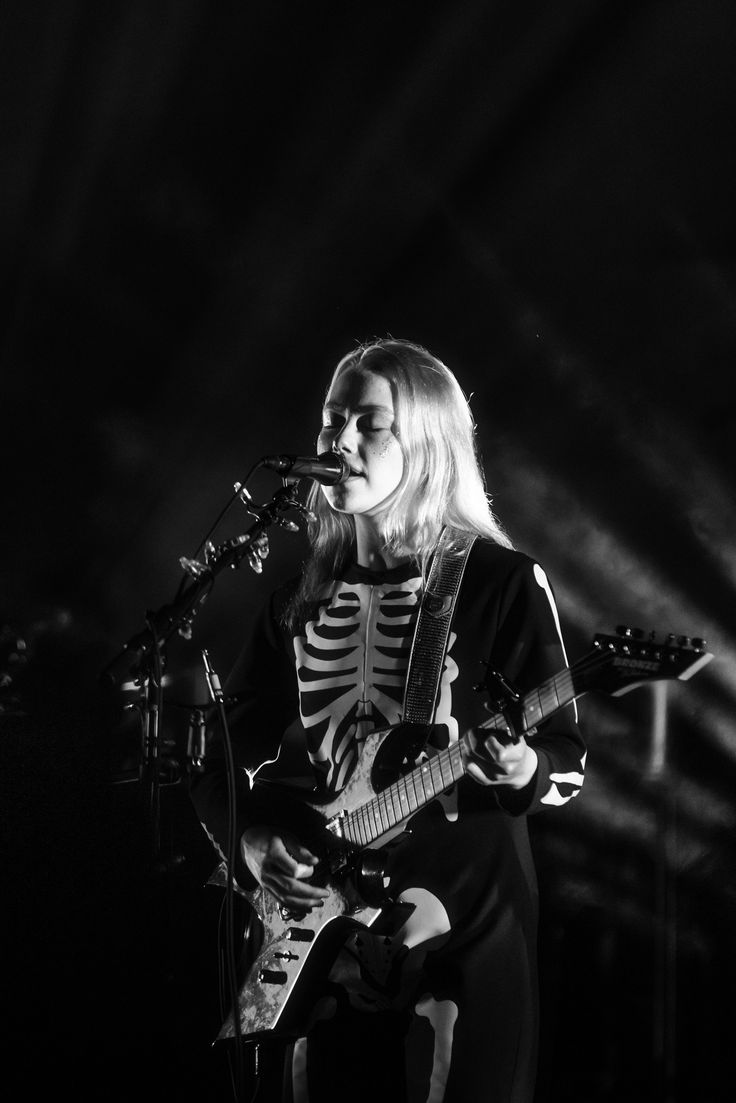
(102, 480, 311, 862)
(101, 471, 317, 1103)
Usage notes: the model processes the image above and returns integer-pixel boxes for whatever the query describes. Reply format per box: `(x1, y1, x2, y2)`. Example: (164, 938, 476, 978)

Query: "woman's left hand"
(461, 726, 538, 790)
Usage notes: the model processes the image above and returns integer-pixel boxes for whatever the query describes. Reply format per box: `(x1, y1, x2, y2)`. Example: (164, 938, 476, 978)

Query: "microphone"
(260, 451, 350, 485)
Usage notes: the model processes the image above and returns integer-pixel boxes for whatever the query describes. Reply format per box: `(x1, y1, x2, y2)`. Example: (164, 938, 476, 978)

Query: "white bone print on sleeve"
(533, 563, 584, 806)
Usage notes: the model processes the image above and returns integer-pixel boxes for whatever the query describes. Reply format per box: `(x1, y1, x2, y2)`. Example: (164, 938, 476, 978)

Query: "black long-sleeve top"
(190, 540, 586, 923)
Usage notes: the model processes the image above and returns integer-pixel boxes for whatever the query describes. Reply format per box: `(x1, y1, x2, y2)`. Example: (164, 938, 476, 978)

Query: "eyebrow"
(323, 402, 394, 414)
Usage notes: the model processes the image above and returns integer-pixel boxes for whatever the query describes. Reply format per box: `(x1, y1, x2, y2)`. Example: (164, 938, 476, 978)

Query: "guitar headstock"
(578, 625, 714, 697)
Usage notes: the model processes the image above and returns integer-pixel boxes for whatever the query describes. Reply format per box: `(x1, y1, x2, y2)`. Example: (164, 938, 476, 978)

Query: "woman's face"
(317, 368, 404, 519)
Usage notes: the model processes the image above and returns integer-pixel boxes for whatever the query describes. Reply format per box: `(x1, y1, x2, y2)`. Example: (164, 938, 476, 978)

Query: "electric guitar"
(216, 627, 712, 1042)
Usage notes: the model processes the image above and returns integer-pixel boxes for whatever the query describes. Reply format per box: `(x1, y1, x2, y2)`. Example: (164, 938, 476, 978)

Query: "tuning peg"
(617, 626, 644, 644)
(616, 625, 645, 640)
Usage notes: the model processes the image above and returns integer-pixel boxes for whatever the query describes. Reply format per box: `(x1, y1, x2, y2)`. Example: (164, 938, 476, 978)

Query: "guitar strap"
(401, 526, 477, 730)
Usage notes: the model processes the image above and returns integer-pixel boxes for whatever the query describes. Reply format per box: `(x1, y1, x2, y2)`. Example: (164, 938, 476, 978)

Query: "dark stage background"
(3, 3, 735, 1101)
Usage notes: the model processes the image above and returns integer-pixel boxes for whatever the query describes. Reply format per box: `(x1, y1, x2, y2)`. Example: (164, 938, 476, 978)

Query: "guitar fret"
(364, 802, 375, 842)
(378, 791, 387, 832)
(375, 797, 385, 837)
(448, 744, 462, 783)
(345, 810, 360, 847)
(383, 793, 393, 828)
(388, 783, 400, 825)
(539, 685, 558, 715)
(384, 789, 395, 829)
(365, 800, 377, 841)
(352, 808, 363, 846)
(523, 689, 543, 728)
(523, 671, 575, 727)
(430, 756, 443, 794)
(410, 767, 420, 811)
(557, 671, 574, 705)
(396, 780, 409, 818)
(373, 794, 383, 838)
(420, 762, 430, 796)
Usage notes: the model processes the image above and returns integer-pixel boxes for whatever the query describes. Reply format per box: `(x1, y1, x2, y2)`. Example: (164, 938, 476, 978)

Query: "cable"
(204, 650, 250, 1101)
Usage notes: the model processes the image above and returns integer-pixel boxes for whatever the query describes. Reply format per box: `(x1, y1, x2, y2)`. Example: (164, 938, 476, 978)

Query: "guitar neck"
(340, 739, 466, 849)
(335, 630, 713, 849)
(508, 667, 577, 735)
(340, 666, 578, 849)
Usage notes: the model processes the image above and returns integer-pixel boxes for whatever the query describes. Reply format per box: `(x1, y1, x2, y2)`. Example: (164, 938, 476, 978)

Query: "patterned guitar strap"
(401, 525, 477, 743)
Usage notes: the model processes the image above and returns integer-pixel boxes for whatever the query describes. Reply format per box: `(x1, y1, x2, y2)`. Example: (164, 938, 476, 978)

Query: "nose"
(332, 418, 358, 453)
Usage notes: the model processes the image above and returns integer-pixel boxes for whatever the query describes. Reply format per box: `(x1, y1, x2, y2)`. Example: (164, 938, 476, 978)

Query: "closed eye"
(321, 414, 392, 433)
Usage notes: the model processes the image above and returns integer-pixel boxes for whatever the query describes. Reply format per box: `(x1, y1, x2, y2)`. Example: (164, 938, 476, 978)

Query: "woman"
(191, 338, 586, 1102)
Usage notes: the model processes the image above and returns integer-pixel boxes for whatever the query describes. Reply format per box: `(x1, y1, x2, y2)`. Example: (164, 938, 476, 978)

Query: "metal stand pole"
(649, 680, 677, 1103)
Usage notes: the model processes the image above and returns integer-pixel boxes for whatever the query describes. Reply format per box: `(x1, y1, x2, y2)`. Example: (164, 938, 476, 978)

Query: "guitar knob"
(677, 636, 691, 648)
(258, 969, 288, 985)
(615, 625, 633, 637)
(692, 637, 705, 650)
(286, 927, 315, 942)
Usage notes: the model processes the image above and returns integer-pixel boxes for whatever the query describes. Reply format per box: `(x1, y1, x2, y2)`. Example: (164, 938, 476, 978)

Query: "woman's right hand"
(240, 825, 330, 911)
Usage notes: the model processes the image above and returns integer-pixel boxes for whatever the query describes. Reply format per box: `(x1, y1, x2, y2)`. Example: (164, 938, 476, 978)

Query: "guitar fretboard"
(340, 665, 578, 847)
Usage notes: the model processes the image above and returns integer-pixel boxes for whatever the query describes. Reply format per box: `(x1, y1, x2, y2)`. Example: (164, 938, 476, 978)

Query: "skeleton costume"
(190, 539, 586, 1103)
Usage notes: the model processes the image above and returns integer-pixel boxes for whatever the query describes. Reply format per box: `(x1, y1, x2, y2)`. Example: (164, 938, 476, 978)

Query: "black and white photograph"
(3, 3, 735, 1101)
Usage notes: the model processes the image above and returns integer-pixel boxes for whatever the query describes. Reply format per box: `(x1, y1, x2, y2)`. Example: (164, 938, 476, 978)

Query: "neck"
(353, 515, 407, 571)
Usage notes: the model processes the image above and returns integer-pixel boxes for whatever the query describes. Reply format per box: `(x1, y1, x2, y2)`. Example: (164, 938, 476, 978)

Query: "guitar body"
(218, 876, 382, 1040)
(214, 628, 712, 1042)
(217, 723, 423, 1040)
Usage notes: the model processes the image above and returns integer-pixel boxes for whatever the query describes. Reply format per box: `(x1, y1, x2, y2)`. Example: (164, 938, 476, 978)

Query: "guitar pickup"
(258, 969, 288, 985)
(286, 927, 315, 942)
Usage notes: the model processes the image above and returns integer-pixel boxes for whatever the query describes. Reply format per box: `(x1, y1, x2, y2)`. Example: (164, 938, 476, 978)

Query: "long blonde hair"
(284, 338, 512, 629)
